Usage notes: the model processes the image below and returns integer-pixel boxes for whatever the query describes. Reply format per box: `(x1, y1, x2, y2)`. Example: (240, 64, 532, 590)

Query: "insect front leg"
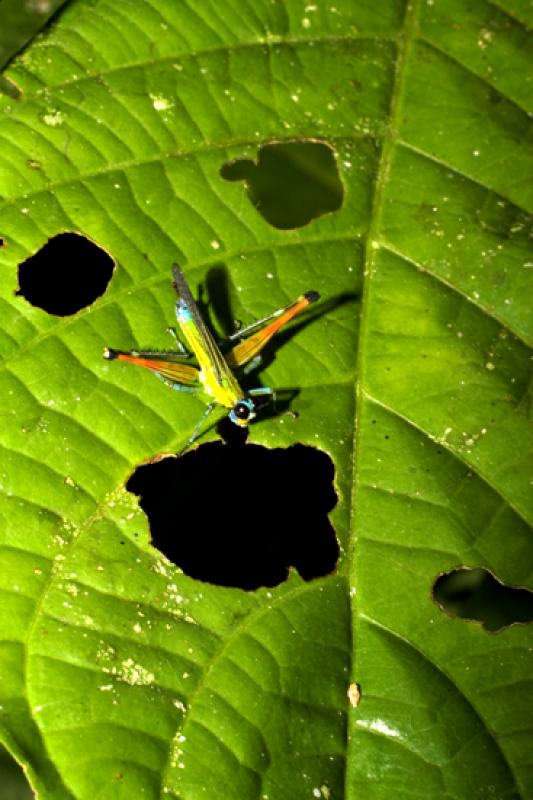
(248, 386, 276, 415)
(166, 326, 192, 357)
(248, 387, 298, 419)
(179, 402, 217, 454)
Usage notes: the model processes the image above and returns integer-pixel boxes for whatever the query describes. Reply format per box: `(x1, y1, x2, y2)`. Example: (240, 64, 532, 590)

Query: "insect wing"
(172, 264, 236, 389)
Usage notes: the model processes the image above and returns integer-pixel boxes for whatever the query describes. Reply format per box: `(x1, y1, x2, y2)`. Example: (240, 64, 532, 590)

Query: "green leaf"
(0, 0, 70, 72)
(0, 742, 34, 799)
(0, 1, 532, 798)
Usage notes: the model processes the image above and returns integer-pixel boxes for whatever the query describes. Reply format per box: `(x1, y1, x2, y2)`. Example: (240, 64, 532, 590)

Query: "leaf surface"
(0, 1, 532, 798)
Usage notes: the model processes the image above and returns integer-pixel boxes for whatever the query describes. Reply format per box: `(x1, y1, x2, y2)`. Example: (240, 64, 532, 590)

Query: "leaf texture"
(0, 1, 532, 798)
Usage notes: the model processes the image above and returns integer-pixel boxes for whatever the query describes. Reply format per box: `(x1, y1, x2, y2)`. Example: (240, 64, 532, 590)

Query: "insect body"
(104, 264, 319, 446)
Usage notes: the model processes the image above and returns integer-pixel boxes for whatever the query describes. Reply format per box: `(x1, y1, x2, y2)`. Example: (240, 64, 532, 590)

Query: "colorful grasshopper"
(104, 265, 319, 447)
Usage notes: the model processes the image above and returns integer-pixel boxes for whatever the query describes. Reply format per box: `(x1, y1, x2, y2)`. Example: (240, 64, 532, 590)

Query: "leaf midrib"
(347, 0, 421, 794)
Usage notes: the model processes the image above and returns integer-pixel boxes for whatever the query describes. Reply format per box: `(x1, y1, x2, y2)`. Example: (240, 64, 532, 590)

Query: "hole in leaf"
(433, 567, 533, 632)
(220, 140, 343, 229)
(127, 442, 339, 590)
(17, 232, 114, 316)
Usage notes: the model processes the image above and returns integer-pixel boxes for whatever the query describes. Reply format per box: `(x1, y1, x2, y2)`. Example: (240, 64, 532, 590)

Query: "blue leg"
(248, 386, 276, 414)
(248, 386, 274, 397)
(179, 403, 217, 454)
(242, 354, 262, 375)
(156, 375, 197, 394)
(247, 387, 296, 418)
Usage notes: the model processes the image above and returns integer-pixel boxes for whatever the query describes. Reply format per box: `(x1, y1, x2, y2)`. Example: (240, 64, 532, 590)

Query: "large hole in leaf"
(433, 567, 533, 632)
(17, 232, 114, 315)
(127, 442, 339, 590)
(220, 140, 343, 229)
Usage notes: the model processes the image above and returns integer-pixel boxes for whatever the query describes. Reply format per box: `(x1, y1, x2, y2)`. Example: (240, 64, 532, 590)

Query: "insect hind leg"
(248, 387, 300, 419)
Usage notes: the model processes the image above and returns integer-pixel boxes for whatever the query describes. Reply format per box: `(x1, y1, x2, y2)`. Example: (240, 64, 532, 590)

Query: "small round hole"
(17, 232, 114, 316)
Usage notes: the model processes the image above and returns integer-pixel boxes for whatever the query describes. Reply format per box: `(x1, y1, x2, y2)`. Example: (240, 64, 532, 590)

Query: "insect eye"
(234, 402, 251, 420)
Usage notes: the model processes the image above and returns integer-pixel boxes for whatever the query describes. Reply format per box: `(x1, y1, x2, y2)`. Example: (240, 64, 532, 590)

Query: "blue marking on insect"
(176, 302, 192, 323)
